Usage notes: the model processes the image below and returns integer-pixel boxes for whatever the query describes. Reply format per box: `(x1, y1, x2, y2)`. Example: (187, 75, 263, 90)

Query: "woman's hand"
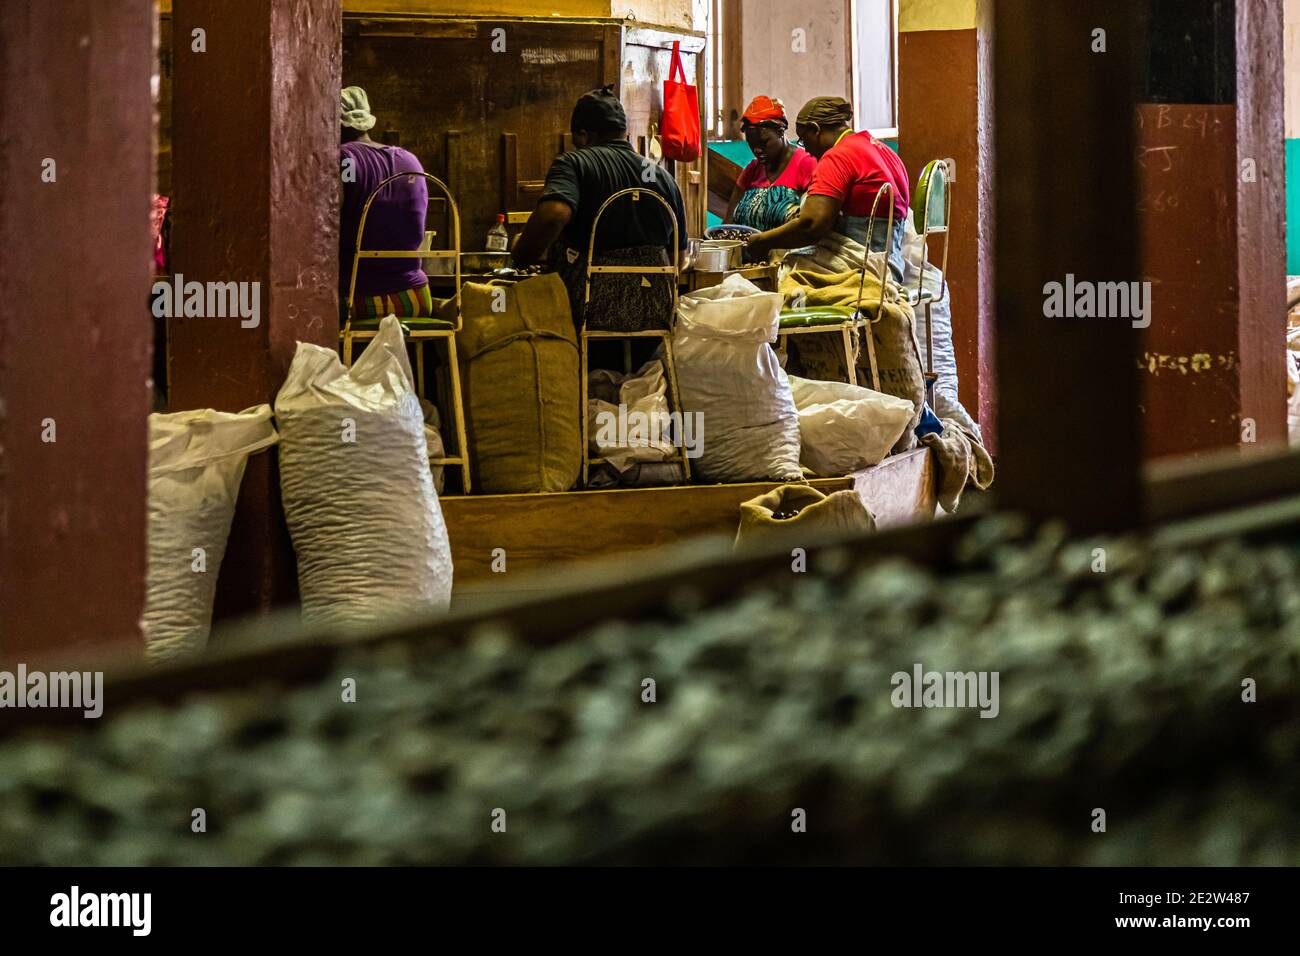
(748, 195, 840, 257)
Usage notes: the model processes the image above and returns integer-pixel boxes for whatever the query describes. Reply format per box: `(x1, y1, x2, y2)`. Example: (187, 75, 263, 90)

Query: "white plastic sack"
(276, 316, 453, 628)
(419, 398, 446, 495)
(143, 405, 278, 663)
(587, 359, 677, 473)
(902, 214, 982, 441)
(674, 274, 802, 483)
(788, 376, 915, 476)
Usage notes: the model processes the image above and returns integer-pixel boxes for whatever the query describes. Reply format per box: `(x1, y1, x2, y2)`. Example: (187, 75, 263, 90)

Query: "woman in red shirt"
(747, 96, 910, 282)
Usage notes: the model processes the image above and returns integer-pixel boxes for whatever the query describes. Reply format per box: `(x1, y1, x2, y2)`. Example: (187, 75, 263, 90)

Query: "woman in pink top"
(723, 96, 817, 231)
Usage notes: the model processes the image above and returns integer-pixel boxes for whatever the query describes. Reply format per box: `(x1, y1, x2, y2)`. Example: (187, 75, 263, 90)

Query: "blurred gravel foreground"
(2, 517, 1298, 865)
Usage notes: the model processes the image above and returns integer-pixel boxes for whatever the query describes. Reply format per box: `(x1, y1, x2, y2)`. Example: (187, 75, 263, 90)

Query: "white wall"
(740, 0, 851, 121)
(611, 0, 708, 31)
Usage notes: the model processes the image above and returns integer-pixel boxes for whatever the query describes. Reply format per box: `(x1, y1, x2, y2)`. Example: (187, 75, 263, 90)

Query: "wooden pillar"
(897, 0, 996, 448)
(170, 0, 340, 620)
(0, 0, 154, 659)
(1137, 0, 1288, 459)
(993, 1, 1144, 532)
(1233, 0, 1288, 449)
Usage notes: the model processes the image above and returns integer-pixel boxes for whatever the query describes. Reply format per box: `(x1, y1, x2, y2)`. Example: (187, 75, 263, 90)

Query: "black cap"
(571, 85, 627, 135)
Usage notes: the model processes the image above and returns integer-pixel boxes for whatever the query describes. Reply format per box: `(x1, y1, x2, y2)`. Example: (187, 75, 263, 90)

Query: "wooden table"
(682, 263, 780, 293)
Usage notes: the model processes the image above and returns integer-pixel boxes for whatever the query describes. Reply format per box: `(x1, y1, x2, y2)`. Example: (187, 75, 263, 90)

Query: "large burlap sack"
(922, 417, 995, 513)
(455, 273, 581, 493)
(276, 316, 453, 628)
(143, 405, 278, 663)
(735, 484, 875, 548)
(788, 376, 914, 476)
(862, 297, 926, 453)
(674, 273, 802, 483)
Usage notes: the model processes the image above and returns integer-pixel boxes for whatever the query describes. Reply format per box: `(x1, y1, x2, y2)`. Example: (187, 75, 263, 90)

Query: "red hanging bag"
(661, 41, 700, 162)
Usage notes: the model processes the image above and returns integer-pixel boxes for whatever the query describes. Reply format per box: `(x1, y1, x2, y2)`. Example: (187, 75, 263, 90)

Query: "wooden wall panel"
(340, 18, 705, 247)
(343, 19, 622, 248)
(157, 15, 708, 249)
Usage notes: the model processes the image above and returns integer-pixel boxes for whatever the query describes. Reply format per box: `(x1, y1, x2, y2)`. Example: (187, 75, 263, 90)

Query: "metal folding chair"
(777, 182, 896, 391)
(908, 159, 953, 392)
(579, 187, 690, 488)
(340, 171, 471, 493)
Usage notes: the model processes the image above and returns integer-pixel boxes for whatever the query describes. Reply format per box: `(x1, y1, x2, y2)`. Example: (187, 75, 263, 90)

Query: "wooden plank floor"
(441, 448, 936, 597)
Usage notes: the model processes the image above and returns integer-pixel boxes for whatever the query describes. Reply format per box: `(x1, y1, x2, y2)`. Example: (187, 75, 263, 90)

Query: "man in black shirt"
(514, 86, 688, 332)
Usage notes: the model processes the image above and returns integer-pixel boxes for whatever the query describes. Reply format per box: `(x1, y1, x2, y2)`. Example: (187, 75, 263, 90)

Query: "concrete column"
(0, 0, 155, 660)
(897, 0, 995, 448)
(170, 0, 340, 620)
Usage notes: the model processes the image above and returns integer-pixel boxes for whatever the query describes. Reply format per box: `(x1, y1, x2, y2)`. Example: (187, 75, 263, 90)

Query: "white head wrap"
(341, 86, 377, 132)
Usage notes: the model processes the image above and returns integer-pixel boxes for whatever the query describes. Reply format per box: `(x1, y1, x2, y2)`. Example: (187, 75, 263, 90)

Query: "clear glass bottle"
(486, 214, 509, 253)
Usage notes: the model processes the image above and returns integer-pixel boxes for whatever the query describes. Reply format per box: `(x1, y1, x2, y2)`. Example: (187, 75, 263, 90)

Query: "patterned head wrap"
(795, 96, 854, 128)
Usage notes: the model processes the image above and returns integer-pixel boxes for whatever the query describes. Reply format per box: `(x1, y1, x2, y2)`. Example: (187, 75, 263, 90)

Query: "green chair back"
(913, 160, 950, 235)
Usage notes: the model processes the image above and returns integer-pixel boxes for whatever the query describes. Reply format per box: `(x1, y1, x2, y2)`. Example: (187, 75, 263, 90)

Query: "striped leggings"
(360, 283, 434, 319)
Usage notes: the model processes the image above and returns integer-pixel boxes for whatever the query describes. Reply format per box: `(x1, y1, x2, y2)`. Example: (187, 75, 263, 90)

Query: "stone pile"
(2, 516, 1298, 864)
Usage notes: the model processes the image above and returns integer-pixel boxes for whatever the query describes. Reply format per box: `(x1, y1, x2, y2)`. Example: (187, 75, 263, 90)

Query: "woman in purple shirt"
(339, 86, 433, 319)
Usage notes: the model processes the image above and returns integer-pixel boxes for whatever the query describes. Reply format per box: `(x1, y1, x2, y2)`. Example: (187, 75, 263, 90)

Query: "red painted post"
(169, 0, 340, 622)
(0, 0, 155, 660)
(1136, 0, 1288, 459)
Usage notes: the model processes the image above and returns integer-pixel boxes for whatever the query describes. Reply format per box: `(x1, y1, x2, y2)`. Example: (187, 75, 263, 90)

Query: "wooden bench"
(441, 447, 936, 605)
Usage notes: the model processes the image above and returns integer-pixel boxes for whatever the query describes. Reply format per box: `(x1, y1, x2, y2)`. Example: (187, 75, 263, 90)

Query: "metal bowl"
(692, 239, 744, 272)
(706, 224, 760, 241)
